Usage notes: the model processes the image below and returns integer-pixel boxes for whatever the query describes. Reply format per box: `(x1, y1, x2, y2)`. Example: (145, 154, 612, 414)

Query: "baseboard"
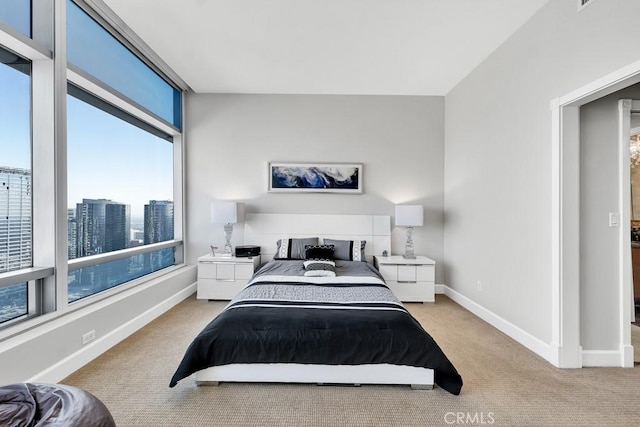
(582, 346, 634, 367)
(622, 344, 634, 368)
(582, 350, 623, 367)
(27, 276, 197, 384)
(548, 342, 583, 368)
(441, 285, 555, 364)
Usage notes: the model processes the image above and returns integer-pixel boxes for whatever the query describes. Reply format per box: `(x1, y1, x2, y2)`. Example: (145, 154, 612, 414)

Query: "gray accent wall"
(185, 94, 446, 282)
(445, 0, 640, 348)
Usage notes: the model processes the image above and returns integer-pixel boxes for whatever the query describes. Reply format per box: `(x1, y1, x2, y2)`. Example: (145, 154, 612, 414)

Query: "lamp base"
(403, 226, 416, 259)
(223, 223, 234, 256)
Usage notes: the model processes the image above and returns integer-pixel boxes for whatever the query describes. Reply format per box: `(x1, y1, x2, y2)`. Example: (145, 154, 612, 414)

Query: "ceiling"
(101, 0, 550, 96)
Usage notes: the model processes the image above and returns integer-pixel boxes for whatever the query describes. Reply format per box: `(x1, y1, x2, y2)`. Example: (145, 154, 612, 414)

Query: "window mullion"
(0, 23, 51, 61)
(67, 68, 179, 138)
(53, 0, 69, 313)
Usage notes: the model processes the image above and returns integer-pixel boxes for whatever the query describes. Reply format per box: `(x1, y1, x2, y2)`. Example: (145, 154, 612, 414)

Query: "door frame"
(550, 61, 640, 368)
(626, 117, 640, 324)
(616, 99, 637, 366)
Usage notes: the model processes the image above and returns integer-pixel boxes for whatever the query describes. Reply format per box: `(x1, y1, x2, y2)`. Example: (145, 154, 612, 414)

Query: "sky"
(1, 1, 175, 219)
(0, 64, 30, 168)
(67, 95, 173, 218)
(1, 63, 173, 219)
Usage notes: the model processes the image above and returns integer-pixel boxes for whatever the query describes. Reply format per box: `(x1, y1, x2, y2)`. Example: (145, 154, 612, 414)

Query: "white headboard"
(244, 213, 391, 262)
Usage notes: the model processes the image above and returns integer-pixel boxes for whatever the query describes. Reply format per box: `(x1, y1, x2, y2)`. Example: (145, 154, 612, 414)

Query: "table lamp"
(211, 201, 238, 256)
(395, 205, 423, 259)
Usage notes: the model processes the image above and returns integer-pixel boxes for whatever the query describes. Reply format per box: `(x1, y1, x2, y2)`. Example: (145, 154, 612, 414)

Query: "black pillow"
(304, 244, 335, 261)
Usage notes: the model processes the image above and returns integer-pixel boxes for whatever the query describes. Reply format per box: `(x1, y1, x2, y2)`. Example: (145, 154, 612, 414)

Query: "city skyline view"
(0, 66, 173, 220)
(2, 175, 175, 317)
(67, 94, 173, 218)
(1, 52, 175, 321)
(67, 198, 174, 302)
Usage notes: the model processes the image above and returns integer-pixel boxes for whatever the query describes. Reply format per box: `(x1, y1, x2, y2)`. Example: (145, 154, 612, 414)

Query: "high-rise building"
(0, 167, 31, 273)
(67, 209, 77, 260)
(76, 199, 130, 257)
(144, 200, 174, 244)
(144, 200, 174, 271)
(105, 203, 130, 252)
(71, 199, 131, 299)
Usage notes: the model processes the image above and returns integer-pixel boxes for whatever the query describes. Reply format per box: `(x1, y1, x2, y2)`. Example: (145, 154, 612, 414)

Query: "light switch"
(609, 212, 620, 227)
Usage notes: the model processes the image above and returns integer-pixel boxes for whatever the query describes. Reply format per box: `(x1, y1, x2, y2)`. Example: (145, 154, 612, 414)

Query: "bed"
(169, 257, 463, 394)
(169, 213, 462, 395)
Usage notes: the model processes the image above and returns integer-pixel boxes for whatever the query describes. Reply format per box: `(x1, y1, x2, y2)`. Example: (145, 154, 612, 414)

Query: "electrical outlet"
(476, 280, 482, 291)
(82, 330, 96, 345)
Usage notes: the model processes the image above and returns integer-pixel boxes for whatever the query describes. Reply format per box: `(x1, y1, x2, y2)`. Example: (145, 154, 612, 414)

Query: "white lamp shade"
(211, 201, 238, 224)
(395, 205, 423, 227)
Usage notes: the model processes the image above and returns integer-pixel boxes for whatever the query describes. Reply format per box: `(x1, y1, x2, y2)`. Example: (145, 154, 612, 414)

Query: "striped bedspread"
(169, 261, 463, 395)
(225, 274, 405, 312)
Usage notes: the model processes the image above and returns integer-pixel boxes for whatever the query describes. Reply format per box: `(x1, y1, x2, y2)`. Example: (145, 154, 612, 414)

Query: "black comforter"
(170, 260, 462, 395)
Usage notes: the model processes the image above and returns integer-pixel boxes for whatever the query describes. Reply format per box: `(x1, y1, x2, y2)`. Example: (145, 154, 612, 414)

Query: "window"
(68, 248, 174, 303)
(0, 282, 27, 323)
(66, 0, 181, 128)
(0, 46, 31, 323)
(65, 0, 182, 305)
(0, 0, 183, 330)
(67, 89, 175, 302)
(0, 0, 31, 38)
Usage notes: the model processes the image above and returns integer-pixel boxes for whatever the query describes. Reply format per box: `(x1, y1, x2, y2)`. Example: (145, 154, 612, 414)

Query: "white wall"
(444, 0, 640, 352)
(0, 267, 196, 384)
(185, 94, 446, 281)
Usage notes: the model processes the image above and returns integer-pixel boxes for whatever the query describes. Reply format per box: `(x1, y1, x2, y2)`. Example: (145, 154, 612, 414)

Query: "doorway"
(551, 65, 640, 369)
(632, 123, 640, 365)
(621, 100, 640, 367)
(631, 123, 640, 325)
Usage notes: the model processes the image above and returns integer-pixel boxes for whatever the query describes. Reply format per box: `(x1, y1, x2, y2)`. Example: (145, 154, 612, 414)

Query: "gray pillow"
(274, 237, 319, 259)
(323, 239, 366, 261)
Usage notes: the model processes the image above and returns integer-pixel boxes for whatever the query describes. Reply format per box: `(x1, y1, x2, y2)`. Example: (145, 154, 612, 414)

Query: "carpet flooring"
(62, 295, 640, 426)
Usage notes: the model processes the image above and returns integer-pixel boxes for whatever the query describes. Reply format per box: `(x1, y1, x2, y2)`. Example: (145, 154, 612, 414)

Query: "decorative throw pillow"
(322, 239, 366, 261)
(274, 237, 319, 259)
(304, 244, 335, 261)
(303, 260, 336, 277)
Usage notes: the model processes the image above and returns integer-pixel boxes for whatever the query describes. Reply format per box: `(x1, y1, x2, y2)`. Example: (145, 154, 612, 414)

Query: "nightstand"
(197, 254, 261, 300)
(373, 255, 435, 303)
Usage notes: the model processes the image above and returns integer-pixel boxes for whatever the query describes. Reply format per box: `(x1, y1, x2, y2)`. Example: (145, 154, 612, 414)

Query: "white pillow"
(303, 260, 336, 277)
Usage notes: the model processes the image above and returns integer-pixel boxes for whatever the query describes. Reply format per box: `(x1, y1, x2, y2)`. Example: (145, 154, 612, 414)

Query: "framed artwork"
(268, 162, 363, 193)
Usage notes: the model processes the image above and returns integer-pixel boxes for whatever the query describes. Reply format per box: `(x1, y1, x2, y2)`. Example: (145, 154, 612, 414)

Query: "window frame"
(67, 0, 184, 129)
(65, 0, 185, 307)
(0, 0, 186, 336)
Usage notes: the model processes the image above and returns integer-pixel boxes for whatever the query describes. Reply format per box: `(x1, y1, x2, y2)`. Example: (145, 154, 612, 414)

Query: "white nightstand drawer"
(379, 265, 398, 281)
(380, 264, 434, 283)
(197, 279, 246, 300)
(216, 263, 235, 280)
(397, 265, 417, 282)
(235, 263, 254, 280)
(198, 262, 217, 279)
(197, 254, 261, 300)
(373, 255, 436, 303)
(417, 265, 435, 282)
(388, 282, 435, 303)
